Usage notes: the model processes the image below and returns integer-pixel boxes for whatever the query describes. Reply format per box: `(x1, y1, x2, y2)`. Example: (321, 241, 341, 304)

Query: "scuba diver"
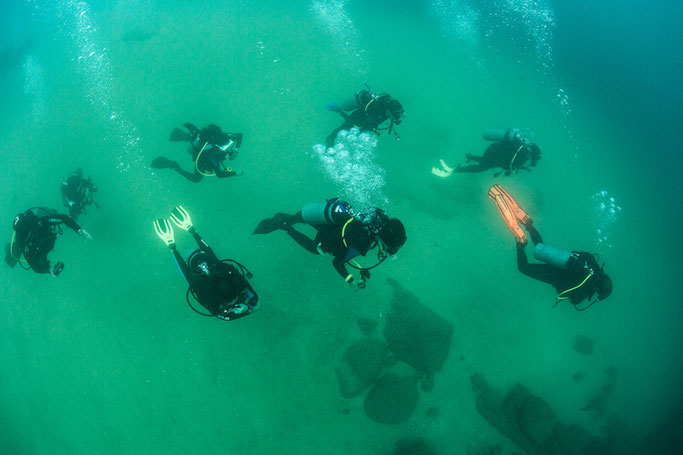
(61, 169, 98, 219)
(153, 206, 259, 321)
(253, 199, 406, 289)
(151, 123, 243, 182)
(432, 129, 541, 178)
(4, 207, 92, 276)
(325, 86, 404, 147)
(488, 185, 612, 310)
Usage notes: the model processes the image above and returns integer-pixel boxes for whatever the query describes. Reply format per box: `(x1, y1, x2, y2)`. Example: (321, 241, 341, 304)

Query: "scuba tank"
(482, 128, 522, 143)
(533, 243, 572, 269)
(301, 199, 350, 225)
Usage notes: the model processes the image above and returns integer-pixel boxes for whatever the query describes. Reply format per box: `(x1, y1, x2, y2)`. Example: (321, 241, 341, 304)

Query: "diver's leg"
(466, 154, 483, 163)
(285, 227, 320, 255)
(190, 231, 219, 263)
(516, 244, 558, 285)
(229, 133, 243, 149)
(171, 248, 193, 285)
(24, 249, 50, 273)
(183, 123, 200, 138)
(326, 126, 344, 147)
(526, 224, 543, 245)
(326, 117, 357, 146)
(455, 163, 490, 173)
(172, 165, 203, 183)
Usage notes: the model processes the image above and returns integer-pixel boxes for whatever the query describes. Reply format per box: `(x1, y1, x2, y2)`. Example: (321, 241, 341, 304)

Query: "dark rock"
(364, 373, 418, 424)
(357, 317, 378, 335)
(582, 366, 617, 417)
(384, 279, 454, 375)
(470, 373, 614, 455)
(572, 372, 586, 383)
(343, 338, 387, 383)
(336, 363, 368, 398)
(336, 338, 388, 398)
(573, 335, 595, 355)
(391, 437, 437, 455)
(421, 374, 435, 392)
(384, 351, 398, 367)
(425, 407, 440, 418)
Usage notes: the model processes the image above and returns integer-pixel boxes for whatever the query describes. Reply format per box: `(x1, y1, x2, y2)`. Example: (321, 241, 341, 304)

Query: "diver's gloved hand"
(51, 262, 65, 277)
(347, 276, 366, 291)
(78, 228, 92, 241)
(360, 269, 370, 281)
(325, 102, 343, 112)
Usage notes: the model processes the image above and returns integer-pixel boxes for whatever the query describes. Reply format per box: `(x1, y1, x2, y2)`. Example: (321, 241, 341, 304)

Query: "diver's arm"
(333, 255, 366, 289)
(228, 133, 243, 149)
(48, 214, 80, 233)
(332, 256, 351, 281)
(214, 165, 238, 178)
(210, 155, 237, 178)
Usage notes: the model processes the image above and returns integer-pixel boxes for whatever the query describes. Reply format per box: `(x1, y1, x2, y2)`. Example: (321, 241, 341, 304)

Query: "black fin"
(253, 213, 295, 234)
(151, 157, 178, 169)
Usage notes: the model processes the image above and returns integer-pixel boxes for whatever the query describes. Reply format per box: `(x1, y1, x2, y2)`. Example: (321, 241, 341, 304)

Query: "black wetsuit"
(189, 141, 239, 179)
(457, 141, 538, 174)
(284, 200, 377, 280)
(61, 171, 97, 219)
(327, 92, 402, 146)
(171, 229, 258, 321)
(9, 209, 81, 273)
(517, 225, 604, 305)
(162, 123, 242, 182)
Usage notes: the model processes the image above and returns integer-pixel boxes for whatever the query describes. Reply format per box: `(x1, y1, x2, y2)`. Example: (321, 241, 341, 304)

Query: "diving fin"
(151, 157, 179, 169)
(491, 184, 530, 225)
(253, 213, 296, 234)
(153, 219, 175, 246)
(170, 206, 193, 231)
(431, 159, 454, 178)
(5, 243, 18, 268)
(169, 128, 192, 142)
(488, 185, 528, 245)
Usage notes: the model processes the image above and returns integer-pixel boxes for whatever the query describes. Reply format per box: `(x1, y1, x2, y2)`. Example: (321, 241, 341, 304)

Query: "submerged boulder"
(357, 317, 378, 336)
(364, 373, 418, 424)
(390, 437, 437, 455)
(573, 335, 595, 355)
(384, 279, 454, 375)
(582, 365, 617, 417)
(470, 373, 614, 455)
(336, 338, 387, 398)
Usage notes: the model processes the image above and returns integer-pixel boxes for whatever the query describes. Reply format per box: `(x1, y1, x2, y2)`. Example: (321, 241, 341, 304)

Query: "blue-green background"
(1, 0, 681, 453)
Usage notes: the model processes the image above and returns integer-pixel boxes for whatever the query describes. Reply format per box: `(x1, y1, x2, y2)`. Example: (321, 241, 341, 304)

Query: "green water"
(1, 1, 681, 454)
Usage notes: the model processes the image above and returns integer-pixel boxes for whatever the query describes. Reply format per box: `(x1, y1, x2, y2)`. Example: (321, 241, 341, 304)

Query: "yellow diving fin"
(170, 205, 193, 231)
(431, 159, 455, 178)
(153, 218, 175, 246)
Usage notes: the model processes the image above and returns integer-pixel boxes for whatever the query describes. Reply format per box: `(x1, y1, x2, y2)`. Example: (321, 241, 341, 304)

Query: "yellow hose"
(557, 272, 594, 301)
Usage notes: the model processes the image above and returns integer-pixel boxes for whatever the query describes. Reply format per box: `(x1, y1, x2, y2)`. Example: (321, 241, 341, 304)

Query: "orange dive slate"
(488, 184, 529, 244)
